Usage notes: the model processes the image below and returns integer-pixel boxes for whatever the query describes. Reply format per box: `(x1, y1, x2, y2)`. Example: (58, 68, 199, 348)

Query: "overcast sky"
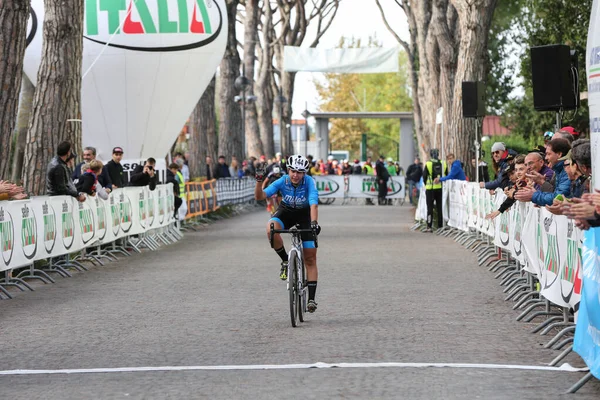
(289, 0, 410, 118)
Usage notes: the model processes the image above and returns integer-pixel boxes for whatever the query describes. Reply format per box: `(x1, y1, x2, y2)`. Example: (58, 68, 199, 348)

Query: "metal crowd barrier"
(413, 180, 598, 393)
(0, 184, 181, 300)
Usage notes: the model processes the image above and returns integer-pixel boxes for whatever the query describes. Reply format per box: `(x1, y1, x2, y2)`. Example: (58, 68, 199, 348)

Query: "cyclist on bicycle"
(254, 155, 321, 313)
(262, 165, 284, 214)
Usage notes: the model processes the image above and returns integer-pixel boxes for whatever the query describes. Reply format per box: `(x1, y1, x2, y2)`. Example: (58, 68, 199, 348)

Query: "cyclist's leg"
(268, 209, 291, 279)
(299, 213, 318, 311)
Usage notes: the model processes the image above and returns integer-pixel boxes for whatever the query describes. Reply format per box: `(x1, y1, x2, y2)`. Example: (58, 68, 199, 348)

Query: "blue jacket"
(440, 160, 466, 182)
(532, 160, 571, 206)
(484, 150, 517, 190)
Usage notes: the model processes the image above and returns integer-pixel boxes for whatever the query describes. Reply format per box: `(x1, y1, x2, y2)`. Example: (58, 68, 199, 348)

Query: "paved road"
(0, 204, 598, 399)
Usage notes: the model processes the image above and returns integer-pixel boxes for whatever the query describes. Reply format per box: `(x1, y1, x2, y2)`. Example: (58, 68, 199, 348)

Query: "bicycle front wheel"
(297, 257, 307, 322)
(289, 251, 299, 327)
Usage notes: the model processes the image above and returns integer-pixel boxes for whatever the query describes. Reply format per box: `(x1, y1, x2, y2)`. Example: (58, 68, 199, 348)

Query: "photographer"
(46, 141, 85, 202)
(129, 157, 158, 190)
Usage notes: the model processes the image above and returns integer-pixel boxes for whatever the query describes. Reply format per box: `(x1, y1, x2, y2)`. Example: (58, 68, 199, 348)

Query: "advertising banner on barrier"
(468, 183, 479, 230)
(510, 202, 526, 264)
(574, 227, 600, 380)
(347, 175, 405, 199)
(493, 191, 511, 251)
(0, 200, 35, 271)
(313, 175, 345, 198)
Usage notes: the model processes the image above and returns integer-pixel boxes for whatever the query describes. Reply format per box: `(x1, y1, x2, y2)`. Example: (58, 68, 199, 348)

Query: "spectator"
(422, 149, 447, 232)
(167, 163, 183, 218)
(516, 138, 571, 206)
(485, 155, 528, 220)
(174, 153, 190, 182)
(306, 155, 314, 176)
(105, 147, 125, 189)
(351, 159, 363, 175)
(0, 181, 27, 201)
(543, 131, 554, 145)
(363, 157, 374, 175)
(560, 126, 581, 139)
(480, 142, 516, 190)
(571, 139, 592, 179)
(76, 160, 109, 199)
(72, 146, 112, 191)
(341, 160, 352, 175)
(375, 155, 390, 206)
(310, 160, 321, 176)
(471, 157, 489, 183)
(386, 158, 397, 177)
(406, 157, 423, 206)
(129, 157, 158, 190)
(564, 151, 588, 199)
(46, 141, 85, 202)
(524, 151, 554, 191)
(229, 158, 240, 178)
(438, 153, 466, 182)
(552, 130, 574, 144)
(215, 155, 231, 179)
(205, 156, 214, 180)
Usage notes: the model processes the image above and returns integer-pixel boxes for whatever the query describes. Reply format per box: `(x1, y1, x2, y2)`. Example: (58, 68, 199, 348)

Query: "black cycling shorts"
(269, 206, 316, 248)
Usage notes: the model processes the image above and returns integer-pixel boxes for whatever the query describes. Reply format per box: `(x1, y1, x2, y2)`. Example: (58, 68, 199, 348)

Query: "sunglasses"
(493, 151, 502, 155)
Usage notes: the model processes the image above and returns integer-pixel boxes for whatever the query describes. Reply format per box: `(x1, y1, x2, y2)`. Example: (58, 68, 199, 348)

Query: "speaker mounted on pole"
(530, 44, 579, 111)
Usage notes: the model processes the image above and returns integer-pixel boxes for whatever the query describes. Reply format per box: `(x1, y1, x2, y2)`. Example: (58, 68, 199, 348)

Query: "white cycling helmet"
(287, 154, 310, 172)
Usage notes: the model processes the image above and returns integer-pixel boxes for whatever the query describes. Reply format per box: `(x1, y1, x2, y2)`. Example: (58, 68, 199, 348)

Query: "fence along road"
(0, 205, 599, 399)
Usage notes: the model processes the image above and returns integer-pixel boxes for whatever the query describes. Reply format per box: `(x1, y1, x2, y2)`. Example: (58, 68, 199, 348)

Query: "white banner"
(313, 175, 346, 198)
(346, 175, 405, 199)
(0, 185, 175, 272)
(283, 46, 400, 73)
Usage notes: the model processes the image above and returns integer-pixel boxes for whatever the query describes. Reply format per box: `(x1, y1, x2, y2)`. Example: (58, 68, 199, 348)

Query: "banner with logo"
(24, 0, 228, 161)
(0, 200, 35, 271)
(313, 175, 345, 198)
(510, 202, 526, 264)
(468, 183, 479, 229)
(346, 175, 405, 199)
(574, 227, 600, 380)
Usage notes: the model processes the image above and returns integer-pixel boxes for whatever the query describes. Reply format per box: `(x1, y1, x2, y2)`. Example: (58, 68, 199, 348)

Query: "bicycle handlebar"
(270, 223, 319, 248)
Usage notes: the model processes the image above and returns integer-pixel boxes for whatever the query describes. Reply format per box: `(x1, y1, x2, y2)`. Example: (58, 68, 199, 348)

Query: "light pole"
(301, 106, 310, 157)
(234, 65, 250, 157)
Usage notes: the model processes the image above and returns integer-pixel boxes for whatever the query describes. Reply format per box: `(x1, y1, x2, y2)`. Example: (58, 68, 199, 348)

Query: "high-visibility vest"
(363, 164, 374, 175)
(176, 171, 185, 198)
(425, 160, 446, 190)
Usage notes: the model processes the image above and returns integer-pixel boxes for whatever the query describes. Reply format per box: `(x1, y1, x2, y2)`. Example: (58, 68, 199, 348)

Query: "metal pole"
(305, 102, 308, 156)
(475, 118, 480, 184)
(555, 110, 561, 132)
(279, 88, 284, 155)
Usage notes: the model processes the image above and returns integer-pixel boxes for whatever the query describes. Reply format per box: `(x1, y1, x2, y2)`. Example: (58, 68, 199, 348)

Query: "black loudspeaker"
(462, 81, 485, 118)
(530, 45, 578, 111)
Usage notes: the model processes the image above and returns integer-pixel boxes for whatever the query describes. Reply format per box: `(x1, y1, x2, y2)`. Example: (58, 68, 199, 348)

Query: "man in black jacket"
(215, 155, 231, 179)
(129, 157, 158, 190)
(46, 141, 86, 202)
(406, 157, 423, 206)
(105, 147, 125, 188)
(375, 155, 390, 206)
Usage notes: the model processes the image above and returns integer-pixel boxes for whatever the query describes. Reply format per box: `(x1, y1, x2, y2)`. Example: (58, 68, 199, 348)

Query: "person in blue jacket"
(515, 138, 571, 206)
(437, 153, 466, 183)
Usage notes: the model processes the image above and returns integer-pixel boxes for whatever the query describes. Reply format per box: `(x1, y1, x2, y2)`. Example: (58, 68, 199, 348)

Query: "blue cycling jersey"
(264, 175, 319, 209)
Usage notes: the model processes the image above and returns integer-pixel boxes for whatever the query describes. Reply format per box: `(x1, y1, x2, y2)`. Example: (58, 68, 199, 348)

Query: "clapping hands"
(0, 180, 28, 200)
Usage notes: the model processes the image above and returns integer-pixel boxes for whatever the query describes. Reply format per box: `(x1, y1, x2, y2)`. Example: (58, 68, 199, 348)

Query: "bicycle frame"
(270, 223, 318, 327)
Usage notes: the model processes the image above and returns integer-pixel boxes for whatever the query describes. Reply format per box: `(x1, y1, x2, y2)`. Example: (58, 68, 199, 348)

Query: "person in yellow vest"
(167, 163, 183, 218)
(422, 149, 447, 232)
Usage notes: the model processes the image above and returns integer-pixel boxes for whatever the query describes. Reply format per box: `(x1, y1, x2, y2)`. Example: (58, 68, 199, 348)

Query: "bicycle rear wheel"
(298, 258, 307, 322)
(289, 251, 298, 327)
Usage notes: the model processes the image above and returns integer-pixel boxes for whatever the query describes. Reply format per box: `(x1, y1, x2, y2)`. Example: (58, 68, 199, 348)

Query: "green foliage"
(314, 36, 412, 160)
(491, 0, 592, 137)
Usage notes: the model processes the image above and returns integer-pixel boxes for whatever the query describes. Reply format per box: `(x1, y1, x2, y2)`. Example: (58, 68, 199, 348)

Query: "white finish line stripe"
(0, 362, 589, 376)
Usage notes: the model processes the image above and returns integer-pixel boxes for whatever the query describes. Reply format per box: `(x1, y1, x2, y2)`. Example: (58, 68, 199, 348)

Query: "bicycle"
(270, 223, 318, 327)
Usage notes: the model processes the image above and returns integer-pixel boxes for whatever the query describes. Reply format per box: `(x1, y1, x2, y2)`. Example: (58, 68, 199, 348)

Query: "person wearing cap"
(543, 131, 554, 144)
(560, 126, 581, 138)
(386, 157, 397, 177)
(480, 142, 516, 191)
(351, 159, 363, 175)
(515, 138, 571, 206)
(105, 147, 125, 188)
(341, 159, 352, 175)
(485, 155, 527, 220)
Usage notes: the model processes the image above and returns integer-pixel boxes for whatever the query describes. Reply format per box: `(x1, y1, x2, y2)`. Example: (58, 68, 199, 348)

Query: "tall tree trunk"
(378, 0, 496, 167)
(189, 75, 217, 179)
(242, 0, 263, 158)
(22, 0, 84, 195)
(11, 75, 35, 184)
(280, 71, 297, 156)
(449, 0, 498, 172)
(255, 0, 275, 159)
(0, 0, 30, 180)
(218, 0, 244, 162)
